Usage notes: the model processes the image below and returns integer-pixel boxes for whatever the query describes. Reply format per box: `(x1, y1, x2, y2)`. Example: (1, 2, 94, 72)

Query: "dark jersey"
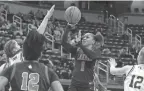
(0, 61, 59, 91)
(62, 25, 101, 88)
(71, 47, 101, 88)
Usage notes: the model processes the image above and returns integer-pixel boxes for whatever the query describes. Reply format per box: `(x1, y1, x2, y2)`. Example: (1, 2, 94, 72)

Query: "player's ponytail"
(93, 32, 104, 47)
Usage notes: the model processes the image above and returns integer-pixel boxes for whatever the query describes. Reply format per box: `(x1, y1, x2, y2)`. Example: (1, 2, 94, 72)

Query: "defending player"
(0, 40, 23, 91)
(108, 47, 144, 91)
(62, 24, 106, 91)
(0, 5, 64, 91)
(0, 40, 23, 73)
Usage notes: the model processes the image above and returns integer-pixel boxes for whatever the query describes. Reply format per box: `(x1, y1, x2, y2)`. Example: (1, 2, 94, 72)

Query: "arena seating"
(125, 24, 144, 44)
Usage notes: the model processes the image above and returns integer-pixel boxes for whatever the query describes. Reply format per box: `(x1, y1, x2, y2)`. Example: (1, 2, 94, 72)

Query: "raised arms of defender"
(108, 58, 133, 76)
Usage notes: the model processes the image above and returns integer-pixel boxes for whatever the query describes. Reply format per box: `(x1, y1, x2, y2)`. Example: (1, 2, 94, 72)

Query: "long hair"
(23, 30, 46, 60)
(3, 40, 22, 66)
(4, 40, 18, 58)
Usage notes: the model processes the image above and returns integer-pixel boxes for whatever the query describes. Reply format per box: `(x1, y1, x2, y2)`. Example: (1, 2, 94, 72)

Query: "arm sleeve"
(61, 25, 77, 54)
(79, 44, 101, 60)
(48, 68, 59, 84)
(0, 65, 13, 81)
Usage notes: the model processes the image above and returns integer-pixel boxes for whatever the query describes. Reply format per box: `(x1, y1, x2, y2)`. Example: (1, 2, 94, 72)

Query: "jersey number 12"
(21, 72, 40, 91)
(129, 75, 144, 89)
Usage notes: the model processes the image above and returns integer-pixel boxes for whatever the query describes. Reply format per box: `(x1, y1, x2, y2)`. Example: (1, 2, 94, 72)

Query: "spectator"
(53, 27, 61, 41)
(121, 31, 129, 46)
(0, 39, 6, 50)
(0, 5, 5, 13)
(10, 22, 18, 31)
(102, 48, 111, 54)
(17, 12, 23, 17)
(35, 9, 44, 20)
(118, 47, 128, 59)
(71, 3, 76, 6)
(106, 28, 113, 37)
(5, 20, 11, 29)
(134, 45, 141, 59)
(1, 21, 7, 29)
(80, 14, 86, 22)
(95, 31, 104, 47)
(129, 44, 136, 55)
(4, 5, 10, 14)
(54, 22, 64, 42)
(0, 16, 5, 27)
(29, 10, 35, 19)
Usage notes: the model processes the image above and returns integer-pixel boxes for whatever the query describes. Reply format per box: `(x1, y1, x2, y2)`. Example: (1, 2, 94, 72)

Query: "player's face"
(137, 51, 141, 64)
(137, 48, 144, 64)
(12, 41, 21, 54)
(82, 33, 95, 46)
(15, 41, 20, 50)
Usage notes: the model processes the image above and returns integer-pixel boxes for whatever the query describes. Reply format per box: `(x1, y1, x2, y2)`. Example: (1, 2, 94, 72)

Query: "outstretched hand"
(46, 5, 55, 19)
(108, 58, 117, 67)
(75, 30, 82, 43)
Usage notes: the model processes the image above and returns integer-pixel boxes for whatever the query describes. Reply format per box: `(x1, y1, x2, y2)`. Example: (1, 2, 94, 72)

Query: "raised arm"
(108, 58, 132, 75)
(61, 25, 77, 54)
(37, 5, 55, 34)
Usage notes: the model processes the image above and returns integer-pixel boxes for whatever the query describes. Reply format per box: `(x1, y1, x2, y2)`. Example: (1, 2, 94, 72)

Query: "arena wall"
(0, 1, 104, 23)
(118, 14, 144, 25)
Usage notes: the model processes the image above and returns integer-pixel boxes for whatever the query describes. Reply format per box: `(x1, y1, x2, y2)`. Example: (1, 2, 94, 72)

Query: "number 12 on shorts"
(129, 75, 144, 89)
(21, 72, 40, 91)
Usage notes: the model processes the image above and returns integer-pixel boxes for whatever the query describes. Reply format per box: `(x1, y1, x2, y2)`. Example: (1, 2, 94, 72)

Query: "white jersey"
(0, 51, 24, 73)
(124, 65, 144, 91)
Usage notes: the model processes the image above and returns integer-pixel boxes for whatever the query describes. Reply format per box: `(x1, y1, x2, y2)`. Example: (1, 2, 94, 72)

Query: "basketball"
(64, 6, 81, 25)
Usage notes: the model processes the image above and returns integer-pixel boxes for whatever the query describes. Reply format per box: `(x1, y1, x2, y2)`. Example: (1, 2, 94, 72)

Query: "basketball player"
(0, 5, 64, 91)
(62, 24, 106, 91)
(0, 40, 23, 73)
(0, 40, 23, 91)
(108, 47, 144, 91)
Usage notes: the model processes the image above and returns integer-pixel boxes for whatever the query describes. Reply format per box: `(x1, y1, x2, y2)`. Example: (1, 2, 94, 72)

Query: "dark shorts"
(68, 86, 93, 91)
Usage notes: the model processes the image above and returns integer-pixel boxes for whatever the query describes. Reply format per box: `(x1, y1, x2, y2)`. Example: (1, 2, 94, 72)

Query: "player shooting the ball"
(62, 6, 106, 91)
(0, 5, 64, 91)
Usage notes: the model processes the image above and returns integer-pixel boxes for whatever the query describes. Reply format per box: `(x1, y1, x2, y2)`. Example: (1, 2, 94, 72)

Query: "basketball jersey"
(71, 48, 100, 88)
(9, 51, 24, 65)
(124, 65, 144, 91)
(10, 61, 50, 91)
(0, 51, 23, 73)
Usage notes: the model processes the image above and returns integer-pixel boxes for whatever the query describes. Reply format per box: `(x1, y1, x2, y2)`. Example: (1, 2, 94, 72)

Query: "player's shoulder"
(124, 65, 133, 68)
(124, 65, 135, 75)
(0, 63, 6, 72)
(0, 63, 6, 68)
(123, 65, 134, 71)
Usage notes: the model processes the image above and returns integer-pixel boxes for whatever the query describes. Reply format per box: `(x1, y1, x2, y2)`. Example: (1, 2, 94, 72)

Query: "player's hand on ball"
(68, 23, 76, 28)
(75, 30, 81, 43)
(78, 30, 82, 39)
(47, 5, 55, 19)
(108, 58, 117, 67)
